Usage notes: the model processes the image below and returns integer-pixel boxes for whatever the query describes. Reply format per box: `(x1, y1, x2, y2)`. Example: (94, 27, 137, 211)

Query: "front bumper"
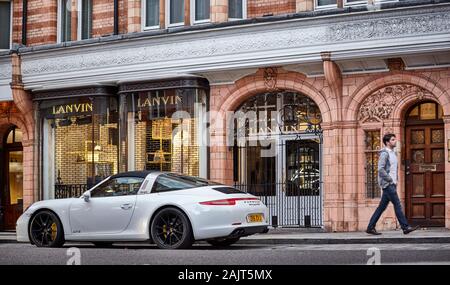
(16, 213, 31, 243)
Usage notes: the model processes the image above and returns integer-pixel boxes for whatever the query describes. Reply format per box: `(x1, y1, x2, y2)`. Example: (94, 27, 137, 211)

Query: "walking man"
(366, 133, 420, 235)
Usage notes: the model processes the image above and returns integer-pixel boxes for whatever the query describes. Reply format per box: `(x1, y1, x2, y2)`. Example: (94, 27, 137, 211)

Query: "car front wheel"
(151, 207, 194, 249)
(29, 210, 65, 248)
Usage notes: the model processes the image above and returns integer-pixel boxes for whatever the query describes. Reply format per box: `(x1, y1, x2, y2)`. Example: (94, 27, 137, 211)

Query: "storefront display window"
(123, 81, 208, 178)
(40, 96, 119, 199)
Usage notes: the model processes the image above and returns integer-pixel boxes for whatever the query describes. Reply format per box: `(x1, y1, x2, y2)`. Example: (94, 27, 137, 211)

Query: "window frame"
(364, 130, 382, 199)
(90, 176, 145, 198)
(191, 0, 210, 25)
(343, 0, 368, 6)
(0, 0, 13, 50)
(57, 0, 70, 43)
(228, 0, 247, 21)
(142, 0, 160, 31)
(166, 0, 185, 27)
(314, 0, 338, 10)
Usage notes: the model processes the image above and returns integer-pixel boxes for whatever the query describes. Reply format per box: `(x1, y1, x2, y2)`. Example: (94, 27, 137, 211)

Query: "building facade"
(0, 0, 450, 232)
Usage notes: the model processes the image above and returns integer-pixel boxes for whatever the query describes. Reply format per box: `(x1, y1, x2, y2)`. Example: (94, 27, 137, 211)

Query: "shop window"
(168, 0, 185, 26)
(0, 0, 12, 49)
(365, 130, 381, 199)
(193, 0, 210, 23)
(40, 97, 119, 199)
(128, 88, 207, 178)
(144, 0, 160, 29)
(228, 0, 246, 20)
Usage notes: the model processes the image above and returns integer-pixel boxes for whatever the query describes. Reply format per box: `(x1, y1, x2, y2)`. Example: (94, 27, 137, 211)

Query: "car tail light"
(199, 197, 259, 206)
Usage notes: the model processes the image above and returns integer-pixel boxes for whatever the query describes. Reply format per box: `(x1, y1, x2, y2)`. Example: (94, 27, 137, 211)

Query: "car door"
(69, 176, 144, 235)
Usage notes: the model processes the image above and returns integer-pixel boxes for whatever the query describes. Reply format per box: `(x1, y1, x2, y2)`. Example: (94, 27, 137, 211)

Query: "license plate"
(247, 213, 264, 223)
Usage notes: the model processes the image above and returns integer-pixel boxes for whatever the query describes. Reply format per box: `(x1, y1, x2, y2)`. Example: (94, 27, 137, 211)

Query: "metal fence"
(55, 184, 87, 199)
(233, 138, 323, 228)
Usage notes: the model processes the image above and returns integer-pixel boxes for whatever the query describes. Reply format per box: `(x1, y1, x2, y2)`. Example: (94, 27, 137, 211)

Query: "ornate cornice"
(0, 5, 448, 92)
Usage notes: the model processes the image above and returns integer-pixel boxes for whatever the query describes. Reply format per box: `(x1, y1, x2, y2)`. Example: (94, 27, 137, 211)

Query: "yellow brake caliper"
(162, 224, 167, 239)
(50, 223, 57, 241)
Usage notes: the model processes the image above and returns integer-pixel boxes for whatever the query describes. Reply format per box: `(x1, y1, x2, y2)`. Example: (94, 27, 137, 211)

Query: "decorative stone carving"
(358, 84, 432, 122)
(263, 67, 278, 91)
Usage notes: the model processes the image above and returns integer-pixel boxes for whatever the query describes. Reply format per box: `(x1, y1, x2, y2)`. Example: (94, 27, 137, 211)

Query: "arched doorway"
(0, 126, 24, 230)
(405, 101, 445, 227)
(232, 91, 323, 228)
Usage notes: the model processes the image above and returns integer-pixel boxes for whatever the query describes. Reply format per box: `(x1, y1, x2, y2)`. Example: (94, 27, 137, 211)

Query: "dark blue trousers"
(367, 184, 410, 230)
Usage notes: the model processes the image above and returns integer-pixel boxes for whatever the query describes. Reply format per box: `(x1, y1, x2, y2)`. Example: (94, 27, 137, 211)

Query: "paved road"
(1, 242, 450, 265)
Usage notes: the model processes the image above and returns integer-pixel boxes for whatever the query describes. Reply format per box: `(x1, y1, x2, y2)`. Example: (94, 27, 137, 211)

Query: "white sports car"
(16, 171, 269, 249)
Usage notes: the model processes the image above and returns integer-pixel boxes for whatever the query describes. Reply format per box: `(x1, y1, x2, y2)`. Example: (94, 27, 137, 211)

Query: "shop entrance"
(233, 92, 323, 227)
(0, 126, 23, 231)
(405, 101, 445, 227)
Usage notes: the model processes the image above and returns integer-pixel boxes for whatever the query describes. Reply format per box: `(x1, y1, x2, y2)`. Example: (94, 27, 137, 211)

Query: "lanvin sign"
(137, 94, 182, 108)
(52, 102, 93, 115)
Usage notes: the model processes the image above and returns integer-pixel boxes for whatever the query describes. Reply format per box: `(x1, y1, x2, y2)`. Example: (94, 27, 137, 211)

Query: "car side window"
(90, 177, 144, 198)
(151, 174, 198, 193)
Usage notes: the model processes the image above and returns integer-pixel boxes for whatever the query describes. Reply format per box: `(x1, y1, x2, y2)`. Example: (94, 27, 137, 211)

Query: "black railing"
(55, 184, 88, 199)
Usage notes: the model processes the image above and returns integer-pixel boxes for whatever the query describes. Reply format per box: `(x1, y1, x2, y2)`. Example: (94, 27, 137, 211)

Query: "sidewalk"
(239, 227, 450, 244)
(2, 228, 450, 245)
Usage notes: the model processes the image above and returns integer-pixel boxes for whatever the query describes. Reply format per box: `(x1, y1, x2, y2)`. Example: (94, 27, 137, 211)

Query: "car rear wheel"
(207, 237, 240, 247)
(29, 210, 65, 248)
(151, 207, 194, 249)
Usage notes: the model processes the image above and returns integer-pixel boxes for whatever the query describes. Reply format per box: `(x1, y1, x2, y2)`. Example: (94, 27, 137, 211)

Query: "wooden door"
(2, 149, 24, 230)
(406, 125, 445, 226)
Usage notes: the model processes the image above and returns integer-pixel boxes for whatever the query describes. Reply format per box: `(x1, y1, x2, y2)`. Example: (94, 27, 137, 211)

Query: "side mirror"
(82, 191, 91, 202)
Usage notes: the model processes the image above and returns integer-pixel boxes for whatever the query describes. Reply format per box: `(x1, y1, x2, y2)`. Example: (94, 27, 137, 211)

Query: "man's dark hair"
(383, 133, 396, 146)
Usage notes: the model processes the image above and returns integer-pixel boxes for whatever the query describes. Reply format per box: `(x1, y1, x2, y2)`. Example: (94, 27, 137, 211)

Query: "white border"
(0, 0, 13, 50)
(344, 0, 367, 6)
(228, 0, 246, 21)
(315, 0, 337, 10)
(166, 0, 185, 27)
(142, 0, 160, 31)
(191, 0, 210, 25)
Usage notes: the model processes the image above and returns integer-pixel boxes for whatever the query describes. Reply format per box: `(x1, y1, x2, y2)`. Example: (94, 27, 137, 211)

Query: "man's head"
(383, 133, 397, 148)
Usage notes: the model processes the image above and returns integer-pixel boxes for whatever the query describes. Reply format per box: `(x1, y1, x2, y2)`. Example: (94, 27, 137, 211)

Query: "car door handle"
(120, 203, 133, 210)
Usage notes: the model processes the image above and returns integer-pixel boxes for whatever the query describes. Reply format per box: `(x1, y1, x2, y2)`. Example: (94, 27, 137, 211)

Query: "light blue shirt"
(386, 147, 398, 185)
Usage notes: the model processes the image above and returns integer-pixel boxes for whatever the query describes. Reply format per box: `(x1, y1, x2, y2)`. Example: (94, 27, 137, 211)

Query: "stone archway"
(351, 73, 450, 230)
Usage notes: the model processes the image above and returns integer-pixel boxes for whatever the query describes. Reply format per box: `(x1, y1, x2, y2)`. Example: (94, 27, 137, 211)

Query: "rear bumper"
(227, 225, 269, 239)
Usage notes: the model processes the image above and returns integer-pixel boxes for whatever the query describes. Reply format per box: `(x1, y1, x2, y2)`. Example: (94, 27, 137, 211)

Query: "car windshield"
(152, 173, 221, 193)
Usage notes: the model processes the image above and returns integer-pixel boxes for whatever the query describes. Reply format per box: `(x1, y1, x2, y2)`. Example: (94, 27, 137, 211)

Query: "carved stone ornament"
(358, 84, 432, 122)
(263, 67, 278, 91)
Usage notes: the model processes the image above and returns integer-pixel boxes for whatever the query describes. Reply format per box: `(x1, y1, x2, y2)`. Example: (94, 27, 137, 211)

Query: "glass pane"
(45, 97, 119, 197)
(195, 0, 210, 21)
(61, 0, 72, 42)
(146, 0, 160, 27)
(317, 0, 337, 6)
(228, 0, 243, 19)
(431, 129, 444, 144)
(420, 103, 436, 120)
(365, 130, 380, 151)
(432, 149, 444, 163)
(6, 129, 14, 144)
(9, 151, 23, 205)
(170, 0, 184, 24)
(408, 106, 419, 117)
(411, 130, 425, 144)
(14, 129, 23, 143)
(132, 89, 205, 177)
(81, 0, 93, 40)
(0, 1, 11, 49)
(412, 149, 425, 163)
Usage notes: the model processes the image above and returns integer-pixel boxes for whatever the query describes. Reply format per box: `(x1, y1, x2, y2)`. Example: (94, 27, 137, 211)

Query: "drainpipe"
(22, 0, 28, 46)
(113, 0, 119, 35)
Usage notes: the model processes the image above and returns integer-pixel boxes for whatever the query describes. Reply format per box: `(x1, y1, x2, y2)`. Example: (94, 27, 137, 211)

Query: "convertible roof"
(110, 171, 156, 179)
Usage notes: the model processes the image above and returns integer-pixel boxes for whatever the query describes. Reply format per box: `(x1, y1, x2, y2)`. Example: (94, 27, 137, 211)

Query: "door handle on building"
(120, 203, 133, 210)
